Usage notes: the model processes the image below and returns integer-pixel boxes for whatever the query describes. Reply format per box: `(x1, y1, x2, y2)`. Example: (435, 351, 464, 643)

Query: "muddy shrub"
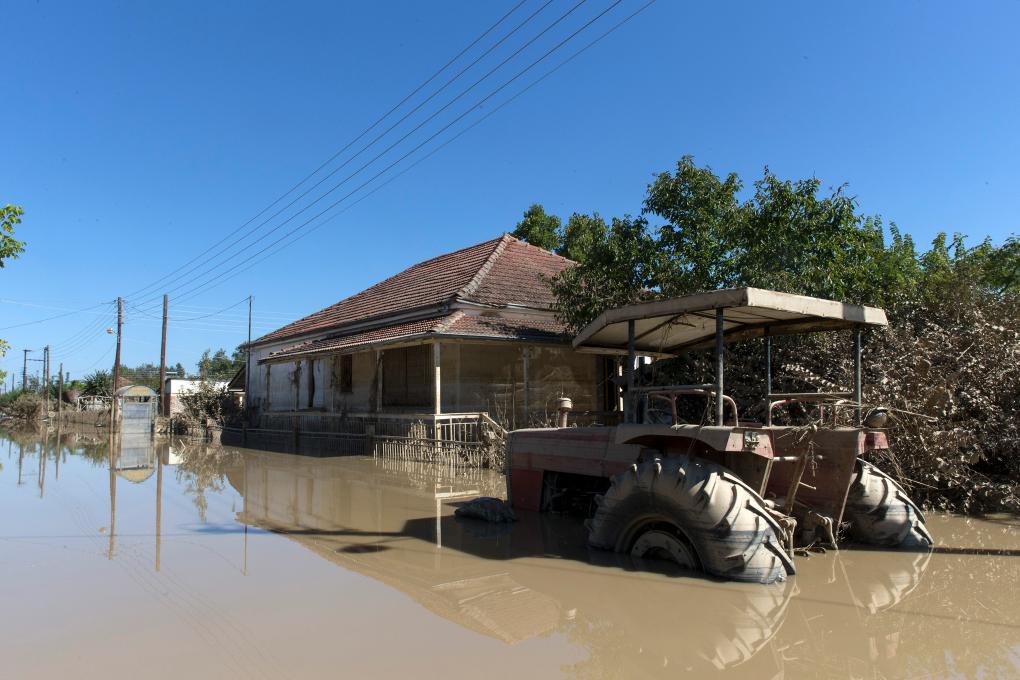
(0, 393, 44, 422)
(649, 291, 1020, 513)
(176, 381, 240, 431)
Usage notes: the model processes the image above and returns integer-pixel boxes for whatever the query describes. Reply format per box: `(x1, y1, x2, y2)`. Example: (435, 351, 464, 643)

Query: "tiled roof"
(265, 317, 447, 360)
(253, 234, 573, 346)
(265, 311, 569, 362)
(442, 312, 566, 342)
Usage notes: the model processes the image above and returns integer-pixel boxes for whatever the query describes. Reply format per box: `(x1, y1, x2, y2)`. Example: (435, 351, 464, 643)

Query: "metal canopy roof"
(572, 288, 887, 355)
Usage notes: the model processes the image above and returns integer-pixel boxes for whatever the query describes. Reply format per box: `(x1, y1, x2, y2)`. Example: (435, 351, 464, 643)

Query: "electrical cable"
(122, 0, 531, 302)
(167, 0, 629, 305)
(130, 0, 587, 310)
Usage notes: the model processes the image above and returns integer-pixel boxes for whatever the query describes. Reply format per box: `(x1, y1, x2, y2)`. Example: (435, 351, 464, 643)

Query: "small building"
(242, 235, 622, 456)
(115, 385, 158, 434)
(161, 378, 229, 417)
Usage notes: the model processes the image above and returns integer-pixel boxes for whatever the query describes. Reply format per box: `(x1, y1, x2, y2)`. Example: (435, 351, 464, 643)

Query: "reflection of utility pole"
(155, 454, 163, 572)
(107, 432, 117, 560)
(38, 432, 46, 498)
(17, 443, 24, 485)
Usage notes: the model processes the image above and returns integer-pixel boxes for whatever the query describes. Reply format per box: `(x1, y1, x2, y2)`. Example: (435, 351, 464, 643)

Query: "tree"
(82, 370, 112, 397)
(644, 155, 743, 294)
(197, 348, 244, 381)
(511, 204, 562, 252)
(0, 205, 26, 268)
(559, 212, 608, 263)
(0, 205, 27, 384)
(551, 215, 659, 331)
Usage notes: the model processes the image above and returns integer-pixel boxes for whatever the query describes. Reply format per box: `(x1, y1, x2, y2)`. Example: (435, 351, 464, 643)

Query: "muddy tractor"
(507, 288, 933, 584)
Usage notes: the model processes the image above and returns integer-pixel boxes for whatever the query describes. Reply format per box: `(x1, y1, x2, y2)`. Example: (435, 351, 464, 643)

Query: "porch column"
(521, 347, 530, 424)
(375, 350, 383, 412)
(433, 341, 442, 415)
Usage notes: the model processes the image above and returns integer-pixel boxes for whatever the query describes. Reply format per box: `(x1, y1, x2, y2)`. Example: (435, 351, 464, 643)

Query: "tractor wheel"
(587, 455, 795, 584)
(844, 459, 934, 549)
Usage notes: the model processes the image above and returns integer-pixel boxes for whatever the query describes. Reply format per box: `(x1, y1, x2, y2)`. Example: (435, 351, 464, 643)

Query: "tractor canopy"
(572, 287, 887, 355)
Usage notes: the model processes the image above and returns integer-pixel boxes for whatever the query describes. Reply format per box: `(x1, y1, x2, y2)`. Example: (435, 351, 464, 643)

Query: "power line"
(0, 299, 111, 331)
(131, 0, 587, 310)
(166, 0, 629, 305)
(122, 1, 531, 303)
(236, 0, 661, 268)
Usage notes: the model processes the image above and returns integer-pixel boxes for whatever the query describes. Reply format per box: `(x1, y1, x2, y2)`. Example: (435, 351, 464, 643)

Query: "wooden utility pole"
(246, 295, 252, 415)
(111, 297, 123, 429)
(43, 345, 50, 414)
(22, 348, 31, 390)
(159, 294, 168, 417)
(57, 362, 64, 417)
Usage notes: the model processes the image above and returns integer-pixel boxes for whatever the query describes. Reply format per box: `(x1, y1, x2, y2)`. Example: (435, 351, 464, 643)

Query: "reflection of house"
(243, 235, 621, 442)
(161, 378, 228, 417)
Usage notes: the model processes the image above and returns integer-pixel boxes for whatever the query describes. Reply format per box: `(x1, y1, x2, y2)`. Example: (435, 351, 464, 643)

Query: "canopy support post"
(715, 308, 724, 426)
(625, 319, 636, 424)
(765, 331, 772, 427)
(854, 327, 863, 426)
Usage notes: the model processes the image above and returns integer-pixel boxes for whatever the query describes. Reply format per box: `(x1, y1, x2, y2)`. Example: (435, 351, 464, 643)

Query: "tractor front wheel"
(844, 459, 934, 549)
(587, 455, 795, 584)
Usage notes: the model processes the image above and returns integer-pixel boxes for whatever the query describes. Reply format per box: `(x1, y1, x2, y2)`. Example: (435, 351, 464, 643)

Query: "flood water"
(1, 427, 1018, 679)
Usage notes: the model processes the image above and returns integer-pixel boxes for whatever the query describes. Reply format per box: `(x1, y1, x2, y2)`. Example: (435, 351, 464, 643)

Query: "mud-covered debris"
(454, 497, 517, 523)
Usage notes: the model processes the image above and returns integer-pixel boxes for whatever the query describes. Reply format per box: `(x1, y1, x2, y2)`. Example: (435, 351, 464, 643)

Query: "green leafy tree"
(82, 370, 112, 396)
(197, 348, 245, 381)
(511, 203, 562, 252)
(552, 215, 659, 331)
(0, 205, 26, 268)
(645, 155, 743, 294)
(0, 205, 27, 382)
(559, 212, 608, 263)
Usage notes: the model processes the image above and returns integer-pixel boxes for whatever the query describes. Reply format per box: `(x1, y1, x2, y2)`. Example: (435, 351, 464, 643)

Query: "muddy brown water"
(1, 428, 1018, 679)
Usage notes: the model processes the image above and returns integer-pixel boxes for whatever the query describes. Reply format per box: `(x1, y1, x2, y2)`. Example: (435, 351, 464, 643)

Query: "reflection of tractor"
(508, 288, 933, 583)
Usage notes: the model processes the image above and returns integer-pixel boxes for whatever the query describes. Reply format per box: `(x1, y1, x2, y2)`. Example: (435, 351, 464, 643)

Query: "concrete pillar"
(433, 342, 442, 415)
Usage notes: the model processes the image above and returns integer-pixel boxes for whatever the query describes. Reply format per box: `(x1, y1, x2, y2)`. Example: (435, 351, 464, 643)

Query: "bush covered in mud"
(173, 381, 240, 433)
(0, 392, 44, 422)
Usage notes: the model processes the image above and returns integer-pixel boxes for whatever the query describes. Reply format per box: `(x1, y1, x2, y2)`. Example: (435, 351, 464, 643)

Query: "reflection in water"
(2, 427, 1019, 680)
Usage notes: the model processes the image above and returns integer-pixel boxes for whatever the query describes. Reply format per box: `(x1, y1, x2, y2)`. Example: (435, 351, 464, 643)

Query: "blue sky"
(2, 0, 1017, 382)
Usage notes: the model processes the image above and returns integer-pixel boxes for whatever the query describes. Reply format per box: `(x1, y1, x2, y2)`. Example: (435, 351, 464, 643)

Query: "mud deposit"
(1, 428, 1018, 679)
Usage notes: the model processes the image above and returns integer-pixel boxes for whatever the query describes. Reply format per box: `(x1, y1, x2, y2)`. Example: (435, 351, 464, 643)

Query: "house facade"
(243, 235, 621, 452)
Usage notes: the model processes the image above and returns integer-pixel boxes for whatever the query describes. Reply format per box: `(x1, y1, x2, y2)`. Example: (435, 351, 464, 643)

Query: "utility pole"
(43, 345, 50, 413)
(57, 362, 64, 417)
(112, 297, 123, 429)
(246, 295, 252, 415)
(22, 349, 31, 391)
(159, 294, 168, 417)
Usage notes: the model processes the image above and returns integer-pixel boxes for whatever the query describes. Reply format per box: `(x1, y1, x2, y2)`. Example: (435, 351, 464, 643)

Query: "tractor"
(506, 288, 933, 584)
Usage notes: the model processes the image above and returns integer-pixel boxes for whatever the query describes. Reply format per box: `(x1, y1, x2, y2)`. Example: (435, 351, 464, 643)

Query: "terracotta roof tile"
(443, 313, 567, 342)
(253, 235, 576, 347)
(266, 316, 446, 360)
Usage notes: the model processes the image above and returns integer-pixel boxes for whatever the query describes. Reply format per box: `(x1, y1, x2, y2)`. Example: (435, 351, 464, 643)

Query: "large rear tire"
(587, 456, 795, 584)
(844, 459, 934, 549)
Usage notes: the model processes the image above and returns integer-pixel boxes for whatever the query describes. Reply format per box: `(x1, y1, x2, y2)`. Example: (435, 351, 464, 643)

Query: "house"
(242, 235, 622, 454)
(162, 378, 229, 417)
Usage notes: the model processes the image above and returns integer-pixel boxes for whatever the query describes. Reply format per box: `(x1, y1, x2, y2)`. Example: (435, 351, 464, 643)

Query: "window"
(339, 354, 353, 394)
(382, 345, 429, 407)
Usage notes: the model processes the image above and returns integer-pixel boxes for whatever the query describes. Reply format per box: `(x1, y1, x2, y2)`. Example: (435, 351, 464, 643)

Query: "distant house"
(162, 378, 228, 417)
(243, 235, 621, 448)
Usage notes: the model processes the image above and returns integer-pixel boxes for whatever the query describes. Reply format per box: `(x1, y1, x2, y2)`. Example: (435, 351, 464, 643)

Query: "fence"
(222, 411, 507, 470)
